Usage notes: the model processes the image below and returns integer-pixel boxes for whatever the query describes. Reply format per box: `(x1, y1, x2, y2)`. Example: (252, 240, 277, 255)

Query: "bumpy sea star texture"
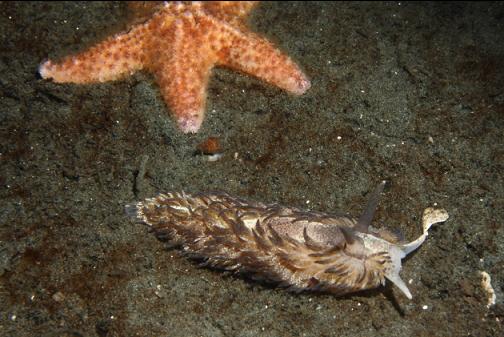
(39, 1, 311, 133)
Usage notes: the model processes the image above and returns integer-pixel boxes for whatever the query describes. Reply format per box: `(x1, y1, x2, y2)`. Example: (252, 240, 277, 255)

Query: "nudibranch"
(126, 182, 449, 299)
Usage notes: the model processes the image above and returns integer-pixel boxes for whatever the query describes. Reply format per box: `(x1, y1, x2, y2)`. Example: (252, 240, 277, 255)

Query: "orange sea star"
(39, 1, 311, 133)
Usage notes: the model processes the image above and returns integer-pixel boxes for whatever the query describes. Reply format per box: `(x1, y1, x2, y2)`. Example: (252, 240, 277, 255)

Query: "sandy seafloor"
(0, 1, 503, 336)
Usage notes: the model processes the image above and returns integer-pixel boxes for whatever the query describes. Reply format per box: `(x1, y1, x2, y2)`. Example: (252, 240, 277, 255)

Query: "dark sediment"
(1, 2, 502, 336)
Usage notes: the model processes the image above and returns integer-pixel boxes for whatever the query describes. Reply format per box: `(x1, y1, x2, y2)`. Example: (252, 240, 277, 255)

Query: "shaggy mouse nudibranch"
(126, 181, 449, 299)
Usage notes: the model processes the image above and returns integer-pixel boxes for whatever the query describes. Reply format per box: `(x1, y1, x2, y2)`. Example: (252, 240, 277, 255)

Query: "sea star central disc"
(39, 1, 311, 133)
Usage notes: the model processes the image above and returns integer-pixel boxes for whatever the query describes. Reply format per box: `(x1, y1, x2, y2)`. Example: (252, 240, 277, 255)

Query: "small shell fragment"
(479, 271, 496, 308)
(196, 136, 221, 155)
(126, 182, 449, 299)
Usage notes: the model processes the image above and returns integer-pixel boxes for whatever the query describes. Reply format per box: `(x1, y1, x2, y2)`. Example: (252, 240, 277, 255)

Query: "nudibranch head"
(357, 207, 449, 299)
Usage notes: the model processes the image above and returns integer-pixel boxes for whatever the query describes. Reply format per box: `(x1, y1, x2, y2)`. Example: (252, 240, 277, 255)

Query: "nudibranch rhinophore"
(126, 182, 449, 299)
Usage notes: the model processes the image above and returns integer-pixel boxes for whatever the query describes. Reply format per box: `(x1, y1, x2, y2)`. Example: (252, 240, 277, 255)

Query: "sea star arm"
(39, 24, 148, 84)
(204, 1, 259, 26)
(216, 28, 311, 95)
(154, 59, 213, 134)
(149, 18, 215, 134)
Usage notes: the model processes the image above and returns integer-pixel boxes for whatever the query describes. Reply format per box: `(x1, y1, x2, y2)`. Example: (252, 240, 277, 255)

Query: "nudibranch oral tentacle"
(126, 183, 449, 299)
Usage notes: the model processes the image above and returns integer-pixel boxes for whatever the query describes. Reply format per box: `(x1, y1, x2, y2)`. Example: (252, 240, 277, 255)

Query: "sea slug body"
(126, 182, 449, 299)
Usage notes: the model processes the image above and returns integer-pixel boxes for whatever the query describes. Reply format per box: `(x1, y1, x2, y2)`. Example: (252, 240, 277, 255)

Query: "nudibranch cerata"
(126, 181, 449, 299)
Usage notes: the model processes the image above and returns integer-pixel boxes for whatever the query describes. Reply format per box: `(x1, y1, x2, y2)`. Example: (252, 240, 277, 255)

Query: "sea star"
(39, 1, 311, 133)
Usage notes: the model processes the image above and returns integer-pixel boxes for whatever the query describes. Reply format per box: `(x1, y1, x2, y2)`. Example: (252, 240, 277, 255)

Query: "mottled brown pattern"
(127, 191, 393, 297)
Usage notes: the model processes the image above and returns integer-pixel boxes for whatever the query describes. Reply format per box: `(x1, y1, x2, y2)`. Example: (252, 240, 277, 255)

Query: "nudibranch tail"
(125, 202, 144, 222)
